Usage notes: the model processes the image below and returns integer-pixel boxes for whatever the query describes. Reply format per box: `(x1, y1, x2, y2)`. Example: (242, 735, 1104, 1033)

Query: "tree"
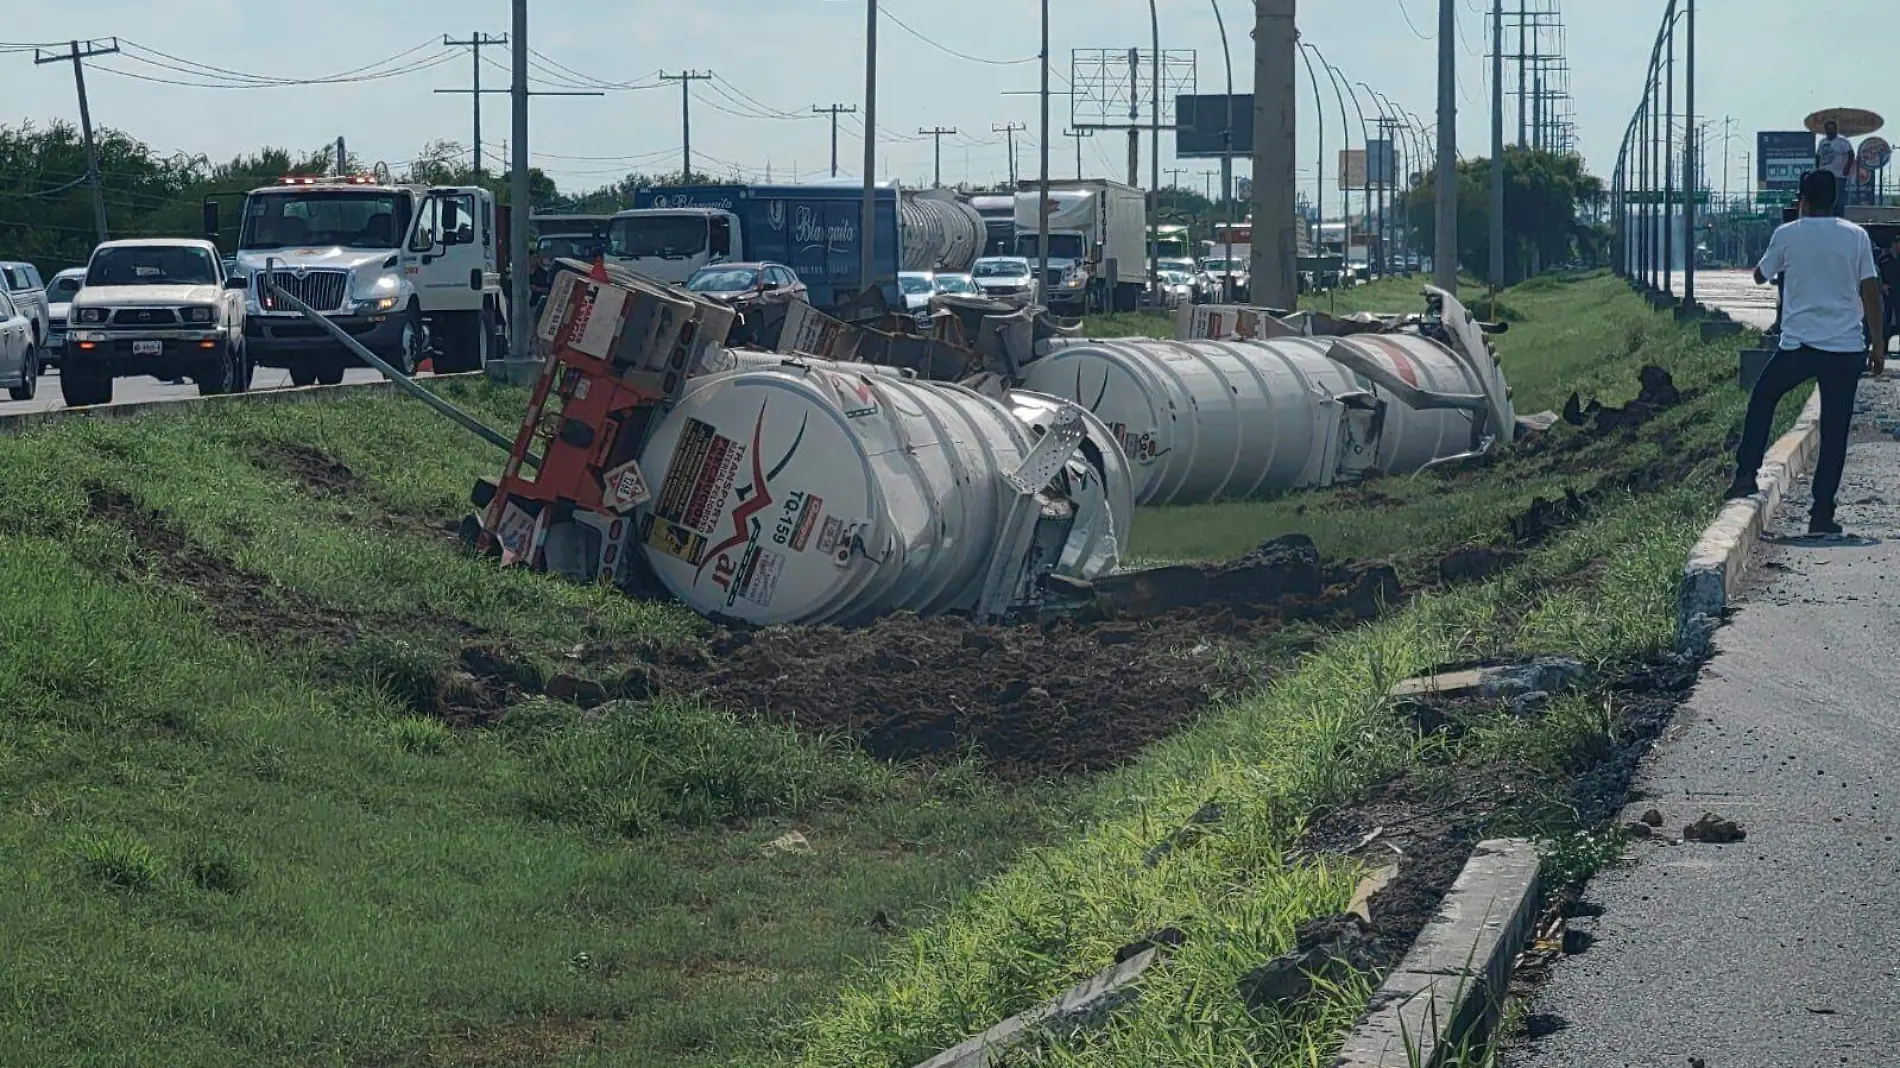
(1404, 147, 1608, 282)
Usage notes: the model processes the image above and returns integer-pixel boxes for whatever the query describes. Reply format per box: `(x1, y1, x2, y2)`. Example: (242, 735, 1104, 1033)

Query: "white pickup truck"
(61, 238, 250, 407)
(207, 175, 507, 384)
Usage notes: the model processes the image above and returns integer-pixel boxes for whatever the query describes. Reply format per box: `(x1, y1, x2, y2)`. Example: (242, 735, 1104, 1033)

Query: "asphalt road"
(0, 364, 406, 418)
(1512, 372, 1900, 1065)
(1671, 268, 1779, 331)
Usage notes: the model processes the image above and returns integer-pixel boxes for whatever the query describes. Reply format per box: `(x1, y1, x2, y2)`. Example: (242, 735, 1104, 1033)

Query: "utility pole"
(1254, 0, 1297, 310)
(36, 38, 118, 244)
(813, 103, 858, 178)
(1165, 167, 1190, 189)
(1149, 0, 1162, 306)
(1682, 0, 1696, 308)
(1435, 0, 1459, 293)
(1064, 128, 1094, 180)
(993, 122, 1026, 185)
(1126, 46, 1142, 188)
(440, 32, 509, 177)
(507, 0, 531, 372)
(862, 0, 879, 295)
(1201, 169, 1218, 201)
(335, 137, 347, 176)
(919, 127, 958, 188)
(1038, 0, 1051, 293)
(1517, 0, 1528, 145)
(1490, 0, 1506, 292)
(661, 71, 714, 181)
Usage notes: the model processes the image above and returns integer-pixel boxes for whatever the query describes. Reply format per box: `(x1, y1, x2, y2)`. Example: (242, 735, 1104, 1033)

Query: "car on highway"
(898, 271, 937, 313)
(1156, 269, 1196, 308)
(63, 238, 250, 407)
(683, 262, 808, 312)
(970, 256, 1039, 305)
(933, 272, 979, 298)
(0, 261, 50, 350)
(41, 267, 85, 369)
(0, 287, 42, 401)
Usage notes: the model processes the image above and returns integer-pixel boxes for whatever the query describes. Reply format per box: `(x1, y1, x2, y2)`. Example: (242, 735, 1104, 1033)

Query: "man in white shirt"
(1815, 120, 1856, 217)
(1726, 170, 1885, 535)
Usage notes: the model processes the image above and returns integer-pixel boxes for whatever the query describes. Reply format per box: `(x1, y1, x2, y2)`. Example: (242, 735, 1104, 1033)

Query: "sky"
(1, 0, 1896, 205)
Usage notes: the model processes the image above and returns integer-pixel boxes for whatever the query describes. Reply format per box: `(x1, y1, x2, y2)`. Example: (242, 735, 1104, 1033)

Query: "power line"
(438, 32, 509, 177)
(878, 8, 1037, 65)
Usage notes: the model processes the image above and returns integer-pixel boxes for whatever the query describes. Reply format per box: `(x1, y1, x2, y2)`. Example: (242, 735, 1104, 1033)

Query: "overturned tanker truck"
(455, 259, 1517, 628)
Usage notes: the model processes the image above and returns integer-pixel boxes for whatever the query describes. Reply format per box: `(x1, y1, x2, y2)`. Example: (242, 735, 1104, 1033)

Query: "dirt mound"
(85, 485, 362, 646)
(629, 536, 1405, 778)
(1561, 365, 1685, 433)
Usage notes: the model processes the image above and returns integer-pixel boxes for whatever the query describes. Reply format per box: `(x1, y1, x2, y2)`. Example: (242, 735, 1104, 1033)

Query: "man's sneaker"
(1723, 477, 1759, 501)
(1809, 515, 1845, 536)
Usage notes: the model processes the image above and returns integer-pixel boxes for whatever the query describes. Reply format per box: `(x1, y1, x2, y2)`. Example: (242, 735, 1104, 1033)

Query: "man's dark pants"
(1734, 345, 1867, 520)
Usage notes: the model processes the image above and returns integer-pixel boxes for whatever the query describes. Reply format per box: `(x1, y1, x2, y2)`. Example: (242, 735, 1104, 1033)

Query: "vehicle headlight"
(183, 306, 217, 324)
(74, 307, 108, 325)
(354, 295, 399, 313)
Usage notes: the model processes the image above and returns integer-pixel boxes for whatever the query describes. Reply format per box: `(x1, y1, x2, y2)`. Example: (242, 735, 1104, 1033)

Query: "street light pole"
(1210, 0, 1235, 302)
(860, 0, 878, 295)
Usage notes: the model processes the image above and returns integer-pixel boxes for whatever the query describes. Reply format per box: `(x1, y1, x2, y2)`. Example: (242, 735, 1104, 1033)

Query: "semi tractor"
(205, 174, 508, 382)
(607, 182, 985, 310)
(1012, 178, 1149, 314)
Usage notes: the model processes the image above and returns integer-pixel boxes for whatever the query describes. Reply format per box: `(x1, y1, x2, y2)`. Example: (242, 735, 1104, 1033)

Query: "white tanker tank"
(632, 362, 1132, 626)
(899, 191, 988, 274)
(1017, 289, 1515, 505)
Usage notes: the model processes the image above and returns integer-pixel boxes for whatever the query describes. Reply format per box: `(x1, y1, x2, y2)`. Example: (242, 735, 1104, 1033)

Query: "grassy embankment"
(785, 272, 1799, 1068)
(0, 272, 1793, 1067)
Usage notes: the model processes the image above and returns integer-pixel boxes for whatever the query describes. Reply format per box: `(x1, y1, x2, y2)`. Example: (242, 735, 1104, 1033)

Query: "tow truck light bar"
(277, 175, 380, 186)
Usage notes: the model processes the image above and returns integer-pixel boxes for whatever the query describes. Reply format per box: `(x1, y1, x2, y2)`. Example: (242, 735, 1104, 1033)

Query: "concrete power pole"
(440, 32, 509, 177)
(506, 0, 531, 371)
(919, 127, 958, 188)
(993, 122, 1025, 186)
(1064, 128, 1093, 180)
(1253, 0, 1297, 310)
(1039, 0, 1052, 291)
(861, 0, 878, 295)
(35, 38, 119, 244)
(1434, 0, 1459, 293)
(814, 104, 857, 178)
(661, 71, 714, 181)
(1490, 0, 1506, 295)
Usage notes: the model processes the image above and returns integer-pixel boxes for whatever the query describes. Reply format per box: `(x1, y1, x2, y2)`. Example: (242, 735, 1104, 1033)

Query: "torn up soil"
(631, 536, 1403, 778)
(247, 442, 462, 545)
(85, 485, 364, 647)
(1294, 655, 1701, 975)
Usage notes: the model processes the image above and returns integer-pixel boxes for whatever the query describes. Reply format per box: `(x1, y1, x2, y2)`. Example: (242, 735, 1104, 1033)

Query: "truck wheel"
(391, 305, 424, 376)
(432, 310, 483, 374)
(316, 361, 346, 386)
(8, 345, 38, 402)
(290, 365, 318, 387)
(233, 340, 253, 393)
(196, 342, 240, 396)
(61, 363, 112, 407)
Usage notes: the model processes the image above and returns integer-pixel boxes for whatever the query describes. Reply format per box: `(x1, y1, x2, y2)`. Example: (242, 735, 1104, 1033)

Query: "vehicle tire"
(232, 339, 253, 393)
(289, 364, 318, 387)
(195, 342, 240, 396)
(61, 363, 112, 407)
(388, 304, 425, 376)
(8, 345, 37, 402)
(432, 309, 483, 374)
(315, 361, 346, 386)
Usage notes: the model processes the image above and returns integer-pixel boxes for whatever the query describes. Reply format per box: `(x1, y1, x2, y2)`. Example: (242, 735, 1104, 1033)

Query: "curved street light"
(1209, 0, 1236, 300)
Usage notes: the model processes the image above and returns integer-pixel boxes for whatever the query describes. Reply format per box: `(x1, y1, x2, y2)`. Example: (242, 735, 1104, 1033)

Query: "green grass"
(779, 274, 1776, 1067)
(0, 383, 1068, 1068)
(0, 272, 1789, 1068)
(1128, 271, 1766, 571)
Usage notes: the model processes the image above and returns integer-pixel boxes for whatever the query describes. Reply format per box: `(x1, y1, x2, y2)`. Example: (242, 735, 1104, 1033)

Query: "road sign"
(1174, 94, 1252, 158)
(1625, 190, 1711, 205)
(1758, 130, 1815, 191)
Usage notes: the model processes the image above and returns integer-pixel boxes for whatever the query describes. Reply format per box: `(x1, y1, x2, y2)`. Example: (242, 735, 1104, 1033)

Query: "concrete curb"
(1676, 387, 1822, 656)
(0, 372, 484, 435)
(1333, 839, 1541, 1067)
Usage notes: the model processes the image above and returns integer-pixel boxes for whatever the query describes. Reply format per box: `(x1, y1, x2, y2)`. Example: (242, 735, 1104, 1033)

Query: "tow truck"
(205, 174, 508, 383)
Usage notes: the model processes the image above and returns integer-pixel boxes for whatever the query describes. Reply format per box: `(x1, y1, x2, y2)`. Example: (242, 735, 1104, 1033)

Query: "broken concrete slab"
(1333, 839, 1541, 1068)
(911, 944, 1167, 1068)
(1388, 658, 1585, 703)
